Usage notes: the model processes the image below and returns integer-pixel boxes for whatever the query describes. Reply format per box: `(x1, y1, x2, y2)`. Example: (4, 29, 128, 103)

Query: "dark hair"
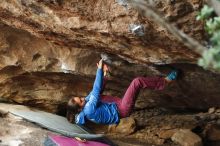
(66, 97, 80, 123)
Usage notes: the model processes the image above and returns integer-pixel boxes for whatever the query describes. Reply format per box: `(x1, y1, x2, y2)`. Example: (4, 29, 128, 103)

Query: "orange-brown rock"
(171, 129, 203, 146)
(0, 1, 219, 115)
(0, 0, 204, 65)
(108, 117, 136, 135)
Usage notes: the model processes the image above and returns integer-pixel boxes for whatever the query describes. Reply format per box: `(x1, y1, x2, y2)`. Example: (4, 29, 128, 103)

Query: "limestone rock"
(171, 129, 203, 146)
(0, 0, 204, 65)
(206, 124, 220, 141)
(108, 117, 136, 135)
(215, 109, 220, 113)
(0, 109, 8, 118)
(210, 0, 220, 16)
(208, 107, 216, 114)
(0, 1, 219, 114)
(216, 119, 220, 125)
(158, 129, 179, 139)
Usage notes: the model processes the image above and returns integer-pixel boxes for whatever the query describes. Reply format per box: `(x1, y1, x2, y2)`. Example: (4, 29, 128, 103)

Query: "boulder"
(108, 117, 136, 135)
(208, 107, 216, 114)
(171, 129, 203, 146)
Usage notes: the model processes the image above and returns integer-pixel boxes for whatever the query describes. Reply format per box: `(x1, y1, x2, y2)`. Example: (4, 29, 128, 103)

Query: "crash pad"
(0, 103, 103, 139)
(44, 134, 109, 146)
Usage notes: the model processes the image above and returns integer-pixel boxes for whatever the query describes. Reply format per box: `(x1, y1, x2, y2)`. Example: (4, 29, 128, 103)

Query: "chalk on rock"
(116, 0, 128, 7)
(101, 53, 112, 65)
(129, 24, 145, 36)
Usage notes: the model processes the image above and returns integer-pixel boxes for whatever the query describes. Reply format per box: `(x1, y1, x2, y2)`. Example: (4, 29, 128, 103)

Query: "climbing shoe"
(166, 70, 178, 81)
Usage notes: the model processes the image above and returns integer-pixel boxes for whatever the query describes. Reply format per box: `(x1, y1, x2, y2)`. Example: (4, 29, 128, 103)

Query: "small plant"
(197, 3, 220, 70)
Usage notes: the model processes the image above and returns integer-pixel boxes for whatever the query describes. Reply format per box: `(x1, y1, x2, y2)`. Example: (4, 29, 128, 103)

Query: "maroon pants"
(101, 77, 166, 118)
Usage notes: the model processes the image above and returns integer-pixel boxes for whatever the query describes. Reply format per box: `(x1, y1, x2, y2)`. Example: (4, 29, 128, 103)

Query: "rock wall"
(0, 0, 219, 114)
(0, 23, 156, 113)
(0, 0, 204, 65)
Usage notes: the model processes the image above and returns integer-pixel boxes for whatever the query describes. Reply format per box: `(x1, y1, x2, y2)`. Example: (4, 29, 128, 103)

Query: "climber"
(66, 59, 178, 125)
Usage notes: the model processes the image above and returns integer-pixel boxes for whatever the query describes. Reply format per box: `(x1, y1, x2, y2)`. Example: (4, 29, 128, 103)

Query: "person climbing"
(66, 59, 178, 125)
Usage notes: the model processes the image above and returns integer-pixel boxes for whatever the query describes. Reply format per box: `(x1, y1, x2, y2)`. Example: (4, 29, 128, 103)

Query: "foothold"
(129, 24, 145, 36)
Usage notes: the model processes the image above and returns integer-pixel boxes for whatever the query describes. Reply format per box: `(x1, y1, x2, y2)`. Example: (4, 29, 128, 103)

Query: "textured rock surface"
(89, 107, 220, 145)
(2, 1, 220, 146)
(108, 117, 136, 135)
(0, 113, 53, 146)
(171, 129, 203, 146)
(0, 0, 204, 65)
(0, 1, 219, 114)
(206, 124, 220, 141)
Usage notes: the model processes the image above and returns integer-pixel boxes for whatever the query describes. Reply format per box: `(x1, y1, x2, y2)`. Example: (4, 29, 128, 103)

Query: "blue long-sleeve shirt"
(75, 68, 119, 125)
